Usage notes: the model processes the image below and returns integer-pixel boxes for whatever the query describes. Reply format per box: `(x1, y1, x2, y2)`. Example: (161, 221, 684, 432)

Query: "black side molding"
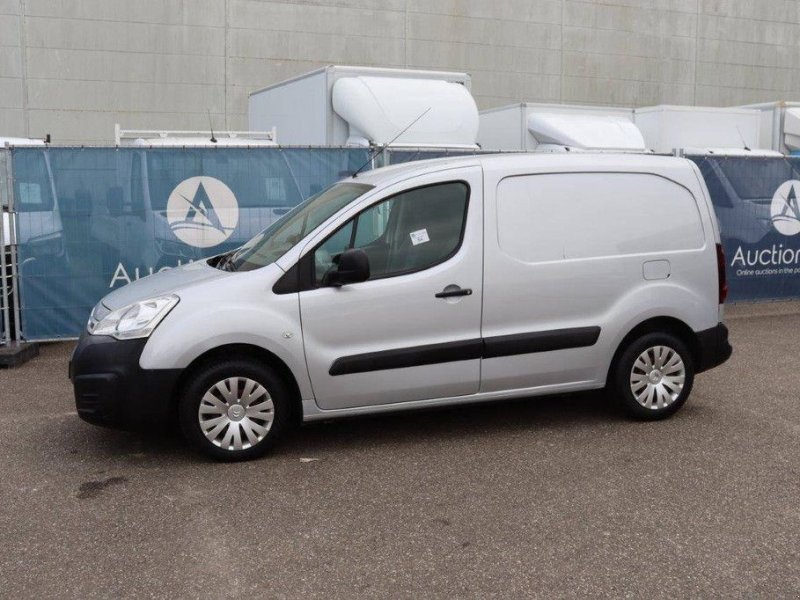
(483, 327, 601, 359)
(329, 338, 483, 376)
(329, 326, 601, 376)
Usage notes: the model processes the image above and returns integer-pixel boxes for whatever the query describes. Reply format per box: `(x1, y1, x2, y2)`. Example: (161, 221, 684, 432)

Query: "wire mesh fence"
(4, 148, 800, 341)
(688, 154, 800, 302)
(10, 146, 370, 340)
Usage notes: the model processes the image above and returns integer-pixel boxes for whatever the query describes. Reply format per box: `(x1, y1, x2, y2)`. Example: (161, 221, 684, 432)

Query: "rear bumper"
(69, 332, 182, 430)
(696, 323, 732, 373)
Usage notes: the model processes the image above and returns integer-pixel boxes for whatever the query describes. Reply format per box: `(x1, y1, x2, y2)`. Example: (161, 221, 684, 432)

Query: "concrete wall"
(2, 0, 800, 143)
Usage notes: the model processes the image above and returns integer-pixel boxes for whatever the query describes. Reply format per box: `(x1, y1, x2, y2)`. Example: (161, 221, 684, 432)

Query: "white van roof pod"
(331, 76, 479, 149)
(526, 112, 647, 153)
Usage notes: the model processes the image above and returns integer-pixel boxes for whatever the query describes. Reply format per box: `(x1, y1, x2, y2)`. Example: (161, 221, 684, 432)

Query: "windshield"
(219, 181, 373, 272)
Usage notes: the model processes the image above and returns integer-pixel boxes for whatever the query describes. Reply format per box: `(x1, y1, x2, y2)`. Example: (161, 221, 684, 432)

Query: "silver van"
(70, 154, 732, 460)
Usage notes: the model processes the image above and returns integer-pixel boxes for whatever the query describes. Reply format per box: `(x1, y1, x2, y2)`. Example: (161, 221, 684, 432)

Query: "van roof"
(352, 152, 696, 187)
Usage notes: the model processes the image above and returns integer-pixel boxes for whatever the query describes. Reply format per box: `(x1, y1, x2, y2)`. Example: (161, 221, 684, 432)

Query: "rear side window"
(496, 172, 704, 263)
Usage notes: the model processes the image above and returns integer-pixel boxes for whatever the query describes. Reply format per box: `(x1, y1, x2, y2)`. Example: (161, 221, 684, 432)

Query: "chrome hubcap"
(630, 346, 685, 410)
(198, 377, 274, 451)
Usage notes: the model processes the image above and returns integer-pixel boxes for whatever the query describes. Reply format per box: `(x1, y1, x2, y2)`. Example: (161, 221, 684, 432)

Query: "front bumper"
(696, 323, 733, 373)
(69, 332, 182, 430)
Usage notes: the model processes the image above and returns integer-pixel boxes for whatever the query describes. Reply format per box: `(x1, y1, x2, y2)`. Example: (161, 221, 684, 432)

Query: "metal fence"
(3, 148, 800, 342)
(688, 155, 800, 302)
(1, 148, 13, 345)
(9, 146, 371, 340)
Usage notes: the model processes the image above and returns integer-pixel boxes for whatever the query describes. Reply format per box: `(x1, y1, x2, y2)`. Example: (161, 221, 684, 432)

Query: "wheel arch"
(606, 316, 700, 386)
(172, 343, 303, 424)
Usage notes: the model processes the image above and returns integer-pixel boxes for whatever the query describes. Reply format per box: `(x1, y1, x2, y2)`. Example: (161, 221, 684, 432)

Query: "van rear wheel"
(178, 358, 293, 461)
(611, 332, 694, 420)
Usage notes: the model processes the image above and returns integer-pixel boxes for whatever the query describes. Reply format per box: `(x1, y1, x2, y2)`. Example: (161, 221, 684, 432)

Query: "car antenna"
(735, 126, 750, 151)
(208, 109, 217, 144)
(351, 107, 431, 178)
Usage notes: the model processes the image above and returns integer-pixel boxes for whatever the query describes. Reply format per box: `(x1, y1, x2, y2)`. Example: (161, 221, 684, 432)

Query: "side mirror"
(323, 248, 370, 287)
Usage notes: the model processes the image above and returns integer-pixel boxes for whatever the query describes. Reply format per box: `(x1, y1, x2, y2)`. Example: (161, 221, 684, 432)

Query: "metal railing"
(114, 124, 278, 146)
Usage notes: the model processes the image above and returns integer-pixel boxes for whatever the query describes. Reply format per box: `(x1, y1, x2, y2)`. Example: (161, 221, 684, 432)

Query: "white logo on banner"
(166, 176, 238, 248)
(771, 180, 800, 236)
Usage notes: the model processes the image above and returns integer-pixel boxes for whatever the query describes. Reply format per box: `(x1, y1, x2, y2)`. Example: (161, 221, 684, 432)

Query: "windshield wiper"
(215, 251, 237, 272)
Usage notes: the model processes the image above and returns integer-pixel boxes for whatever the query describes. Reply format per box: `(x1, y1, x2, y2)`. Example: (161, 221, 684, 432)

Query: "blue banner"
(12, 147, 369, 340)
(11, 149, 800, 339)
(690, 155, 800, 302)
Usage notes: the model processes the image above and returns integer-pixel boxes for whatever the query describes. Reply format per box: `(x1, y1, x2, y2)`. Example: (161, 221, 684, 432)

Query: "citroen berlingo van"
(70, 154, 732, 460)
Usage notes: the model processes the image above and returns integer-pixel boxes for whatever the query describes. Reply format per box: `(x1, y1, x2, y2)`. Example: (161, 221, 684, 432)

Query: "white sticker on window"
(409, 228, 430, 246)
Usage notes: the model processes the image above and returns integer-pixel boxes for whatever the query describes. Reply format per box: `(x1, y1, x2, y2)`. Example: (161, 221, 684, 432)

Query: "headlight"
(89, 295, 179, 340)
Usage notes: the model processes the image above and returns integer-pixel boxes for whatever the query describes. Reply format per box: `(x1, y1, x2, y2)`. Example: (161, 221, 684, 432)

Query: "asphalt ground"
(1, 303, 799, 598)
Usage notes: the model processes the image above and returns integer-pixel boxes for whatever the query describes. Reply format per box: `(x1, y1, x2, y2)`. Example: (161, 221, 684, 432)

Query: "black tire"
(178, 358, 295, 461)
(610, 332, 695, 420)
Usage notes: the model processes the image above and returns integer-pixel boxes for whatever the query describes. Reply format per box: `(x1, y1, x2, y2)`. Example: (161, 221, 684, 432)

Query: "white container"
(248, 65, 479, 148)
(478, 103, 643, 152)
(634, 105, 762, 154)
(736, 101, 800, 154)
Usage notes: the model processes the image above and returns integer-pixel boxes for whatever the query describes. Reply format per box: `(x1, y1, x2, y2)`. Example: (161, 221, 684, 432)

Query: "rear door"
(299, 167, 483, 410)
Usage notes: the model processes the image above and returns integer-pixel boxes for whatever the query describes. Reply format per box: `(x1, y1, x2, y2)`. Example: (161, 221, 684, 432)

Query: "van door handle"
(435, 286, 472, 299)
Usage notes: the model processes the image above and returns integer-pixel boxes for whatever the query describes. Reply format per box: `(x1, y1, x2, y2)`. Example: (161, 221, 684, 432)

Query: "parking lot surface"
(1, 304, 799, 598)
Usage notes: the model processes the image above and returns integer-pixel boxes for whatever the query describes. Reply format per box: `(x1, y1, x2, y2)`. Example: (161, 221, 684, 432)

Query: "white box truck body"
(736, 101, 800, 154)
(478, 103, 644, 153)
(634, 105, 762, 154)
(248, 65, 479, 149)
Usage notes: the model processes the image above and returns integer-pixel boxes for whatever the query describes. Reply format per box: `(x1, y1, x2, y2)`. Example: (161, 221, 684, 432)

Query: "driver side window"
(313, 181, 469, 285)
(313, 220, 354, 282)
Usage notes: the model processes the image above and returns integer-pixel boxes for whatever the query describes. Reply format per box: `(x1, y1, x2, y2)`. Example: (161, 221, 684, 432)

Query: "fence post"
(0, 219, 6, 345)
(0, 148, 11, 344)
(6, 148, 22, 341)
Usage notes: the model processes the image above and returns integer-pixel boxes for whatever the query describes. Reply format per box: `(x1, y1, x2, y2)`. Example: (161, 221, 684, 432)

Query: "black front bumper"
(696, 323, 733, 373)
(69, 332, 182, 430)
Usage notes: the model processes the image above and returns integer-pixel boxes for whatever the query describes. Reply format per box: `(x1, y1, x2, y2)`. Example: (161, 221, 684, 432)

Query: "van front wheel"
(611, 332, 694, 420)
(178, 359, 293, 460)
